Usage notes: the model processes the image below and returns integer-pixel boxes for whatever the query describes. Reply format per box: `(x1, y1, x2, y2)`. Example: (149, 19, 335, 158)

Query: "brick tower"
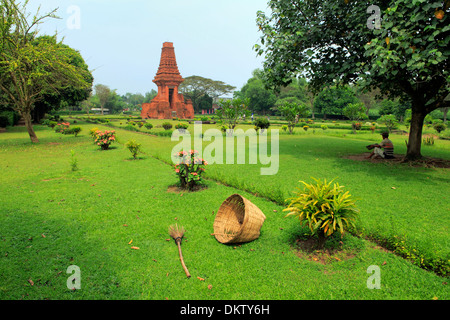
(141, 42, 194, 119)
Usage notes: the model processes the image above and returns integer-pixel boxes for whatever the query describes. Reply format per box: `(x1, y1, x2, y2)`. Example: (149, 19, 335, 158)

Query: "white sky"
(27, 0, 269, 96)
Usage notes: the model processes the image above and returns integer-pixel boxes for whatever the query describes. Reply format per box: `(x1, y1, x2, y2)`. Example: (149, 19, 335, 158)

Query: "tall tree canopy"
(0, 0, 92, 142)
(179, 75, 235, 112)
(255, 0, 450, 160)
(32, 36, 93, 123)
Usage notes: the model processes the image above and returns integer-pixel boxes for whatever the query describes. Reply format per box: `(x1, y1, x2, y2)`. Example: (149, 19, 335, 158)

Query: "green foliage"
(277, 101, 310, 134)
(125, 139, 142, 160)
(238, 72, 277, 114)
(0, 0, 92, 142)
(314, 86, 359, 117)
(284, 178, 359, 248)
(162, 122, 173, 130)
(378, 114, 399, 132)
(215, 97, 251, 130)
(178, 75, 235, 113)
(175, 123, 189, 130)
(433, 121, 446, 133)
(144, 123, 153, 130)
(254, 117, 270, 131)
(343, 103, 368, 122)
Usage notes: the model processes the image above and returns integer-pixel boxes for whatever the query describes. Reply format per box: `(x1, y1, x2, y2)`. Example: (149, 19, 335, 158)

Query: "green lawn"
(0, 121, 448, 300)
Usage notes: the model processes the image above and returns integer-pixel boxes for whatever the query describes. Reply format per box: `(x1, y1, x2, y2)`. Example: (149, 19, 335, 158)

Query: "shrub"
(320, 124, 328, 131)
(378, 114, 399, 132)
(162, 122, 173, 130)
(433, 122, 446, 134)
(281, 125, 288, 132)
(303, 125, 309, 131)
(71, 127, 82, 137)
(55, 122, 71, 134)
(254, 118, 270, 131)
(173, 150, 208, 191)
(94, 130, 116, 150)
(175, 123, 189, 131)
(125, 139, 142, 159)
(284, 178, 359, 249)
(137, 122, 144, 128)
(144, 123, 153, 130)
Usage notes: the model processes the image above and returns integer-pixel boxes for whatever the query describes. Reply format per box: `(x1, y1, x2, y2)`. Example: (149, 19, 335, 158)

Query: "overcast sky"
(27, 0, 269, 96)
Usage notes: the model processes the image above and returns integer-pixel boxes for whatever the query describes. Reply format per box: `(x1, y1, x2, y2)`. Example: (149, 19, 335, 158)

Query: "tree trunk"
(405, 109, 426, 161)
(23, 111, 39, 143)
(443, 107, 448, 124)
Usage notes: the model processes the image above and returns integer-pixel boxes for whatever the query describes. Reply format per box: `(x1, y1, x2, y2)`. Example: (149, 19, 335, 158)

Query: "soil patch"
(167, 184, 208, 193)
(344, 153, 450, 168)
(292, 237, 356, 265)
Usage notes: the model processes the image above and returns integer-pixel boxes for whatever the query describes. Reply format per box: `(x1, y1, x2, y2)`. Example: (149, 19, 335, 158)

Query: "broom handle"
(177, 241, 191, 278)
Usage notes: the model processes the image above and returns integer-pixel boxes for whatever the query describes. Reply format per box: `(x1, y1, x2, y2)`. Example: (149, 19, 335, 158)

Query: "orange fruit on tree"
(435, 9, 444, 20)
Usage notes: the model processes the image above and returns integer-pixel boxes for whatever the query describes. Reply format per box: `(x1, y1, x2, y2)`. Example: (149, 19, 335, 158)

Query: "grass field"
(0, 118, 449, 300)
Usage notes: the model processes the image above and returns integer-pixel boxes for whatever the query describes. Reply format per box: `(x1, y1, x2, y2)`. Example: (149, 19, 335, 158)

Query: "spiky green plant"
(284, 178, 359, 248)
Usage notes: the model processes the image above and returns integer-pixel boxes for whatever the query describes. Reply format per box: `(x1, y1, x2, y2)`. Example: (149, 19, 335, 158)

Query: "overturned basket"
(213, 194, 266, 244)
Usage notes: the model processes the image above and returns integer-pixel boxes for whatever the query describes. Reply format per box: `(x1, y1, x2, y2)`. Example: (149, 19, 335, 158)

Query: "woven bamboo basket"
(213, 194, 266, 244)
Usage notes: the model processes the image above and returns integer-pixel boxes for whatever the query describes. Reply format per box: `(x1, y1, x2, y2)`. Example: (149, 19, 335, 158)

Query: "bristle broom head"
(169, 224, 185, 241)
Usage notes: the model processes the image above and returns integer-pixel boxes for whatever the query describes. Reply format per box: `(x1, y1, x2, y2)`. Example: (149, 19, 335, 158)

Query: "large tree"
(0, 0, 91, 142)
(179, 75, 235, 112)
(255, 0, 450, 160)
(32, 36, 93, 123)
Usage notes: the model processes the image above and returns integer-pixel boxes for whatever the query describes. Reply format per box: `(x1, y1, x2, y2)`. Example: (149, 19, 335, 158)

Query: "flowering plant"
(173, 150, 208, 191)
(55, 122, 71, 134)
(94, 130, 116, 150)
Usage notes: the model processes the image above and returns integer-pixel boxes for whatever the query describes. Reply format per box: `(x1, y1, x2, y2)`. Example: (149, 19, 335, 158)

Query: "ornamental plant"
(94, 130, 116, 150)
(175, 123, 189, 132)
(173, 150, 208, 191)
(55, 122, 71, 134)
(162, 122, 173, 130)
(254, 117, 270, 132)
(283, 178, 359, 249)
(125, 139, 142, 159)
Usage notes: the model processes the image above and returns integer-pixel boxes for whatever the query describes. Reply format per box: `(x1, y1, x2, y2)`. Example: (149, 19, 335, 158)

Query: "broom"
(169, 224, 191, 278)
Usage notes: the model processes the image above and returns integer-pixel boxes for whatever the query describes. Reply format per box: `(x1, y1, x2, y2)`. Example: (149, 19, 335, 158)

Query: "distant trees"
(314, 86, 358, 120)
(179, 75, 235, 113)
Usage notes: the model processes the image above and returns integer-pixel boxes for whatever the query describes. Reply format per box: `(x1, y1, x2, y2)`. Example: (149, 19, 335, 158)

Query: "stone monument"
(141, 42, 194, 119)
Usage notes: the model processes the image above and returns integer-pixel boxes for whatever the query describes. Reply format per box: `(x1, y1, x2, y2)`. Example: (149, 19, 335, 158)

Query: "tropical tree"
(0, 0, 91, 142)
(179, 75, 235, 112)
(32, 36, 93, 122)
(255, 0, 450, 160)
(277, 101, 310, 134)
(94, 84, 111, 115)
(215, 97, 250, 132)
